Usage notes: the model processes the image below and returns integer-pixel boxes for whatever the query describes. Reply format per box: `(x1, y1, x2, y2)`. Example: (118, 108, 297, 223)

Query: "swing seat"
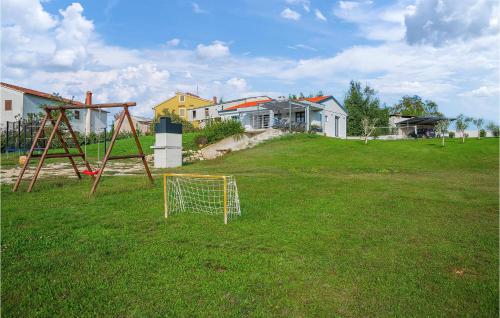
(82, 169, 100, 176)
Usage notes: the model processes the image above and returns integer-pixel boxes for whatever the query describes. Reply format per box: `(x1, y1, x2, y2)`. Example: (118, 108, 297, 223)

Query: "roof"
(224, 98, 274, 111)
(132, 115, 153, 122)
(1, 82, 84, 106)
(153, 91, 213, 108)
(396, 116, 454, 125)
(298, 95, 331, 103)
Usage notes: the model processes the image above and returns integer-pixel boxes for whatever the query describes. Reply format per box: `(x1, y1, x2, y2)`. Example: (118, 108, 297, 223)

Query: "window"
(205, 108, 209, 117)
(192, 110, 196, 119)
(335, 116, 339, 137)
(4, 100, 12, 111)
(179, 95, 185, 102)
(74, 110, 80, 120)
(295, 111, 305, 123)
(179, 108, 185, 117)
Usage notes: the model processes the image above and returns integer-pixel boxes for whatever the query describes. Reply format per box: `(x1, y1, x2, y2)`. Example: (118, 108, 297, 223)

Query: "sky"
(1, 0, 499, 122)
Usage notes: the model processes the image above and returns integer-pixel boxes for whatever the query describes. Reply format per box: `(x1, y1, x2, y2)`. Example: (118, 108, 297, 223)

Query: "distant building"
(389, 114, 454, 138)
(117, 114, 152, 134)
(187, 96, 271, 128)
(219, 95, 348, 138)
(153, 92, 216, 127)
(0, 82, 107, 134)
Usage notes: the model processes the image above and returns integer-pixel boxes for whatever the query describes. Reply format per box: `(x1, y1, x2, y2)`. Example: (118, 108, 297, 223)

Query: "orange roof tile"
(224, 98, 273, 111)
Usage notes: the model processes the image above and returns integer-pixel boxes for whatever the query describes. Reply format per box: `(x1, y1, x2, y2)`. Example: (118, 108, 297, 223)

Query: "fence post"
(6, 121, 9, 153)
(104, 127, 107, 153)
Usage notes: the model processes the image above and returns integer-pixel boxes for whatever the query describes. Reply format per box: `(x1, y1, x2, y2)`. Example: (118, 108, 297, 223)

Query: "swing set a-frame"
(12, 93, 153, 196)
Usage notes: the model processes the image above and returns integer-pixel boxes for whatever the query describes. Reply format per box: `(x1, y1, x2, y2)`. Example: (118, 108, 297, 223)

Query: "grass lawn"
(2, 135, 498, 317)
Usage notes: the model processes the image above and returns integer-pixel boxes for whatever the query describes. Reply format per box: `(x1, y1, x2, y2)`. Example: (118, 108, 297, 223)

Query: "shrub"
(479, 129, 486, 138)
(448, 131, 455, 138)
(195, 120, 244, 145)
(194, 135, 208, 146)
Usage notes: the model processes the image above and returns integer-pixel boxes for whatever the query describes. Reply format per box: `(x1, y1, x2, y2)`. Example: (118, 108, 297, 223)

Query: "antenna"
(196, 84, 199, 96)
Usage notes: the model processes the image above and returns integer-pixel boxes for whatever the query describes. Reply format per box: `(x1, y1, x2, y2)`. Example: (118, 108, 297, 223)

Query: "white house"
(218, 95, 348, 138)
(0, 82, 107, 134)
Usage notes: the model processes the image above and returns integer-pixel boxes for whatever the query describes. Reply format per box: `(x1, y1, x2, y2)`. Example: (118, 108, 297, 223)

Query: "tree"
(434, 120, 450, 147)
(455, 114, 473, 143)
(344, 81, 389, 136)
(391, 95, 442, 116)
(472, 118, 484, 139)
(361, 117, 378, 144)
(316, 90, 324, 97)
(486, 122, 500, 137)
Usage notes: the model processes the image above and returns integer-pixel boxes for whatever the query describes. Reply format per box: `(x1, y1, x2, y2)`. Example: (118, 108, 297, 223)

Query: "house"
(0, 82, 107, 134)
(153, 92, 216, 127)
(187, 96, 271, 128)
(116, 114, 152, 135)
(389, 114, 454, 138)
(219, 95, 348, 138)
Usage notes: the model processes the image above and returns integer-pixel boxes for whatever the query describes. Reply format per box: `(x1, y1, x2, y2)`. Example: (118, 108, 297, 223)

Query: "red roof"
(299, 95, 331, 103)
(0, 82, 83, 106)
(224, 98, 273, 111)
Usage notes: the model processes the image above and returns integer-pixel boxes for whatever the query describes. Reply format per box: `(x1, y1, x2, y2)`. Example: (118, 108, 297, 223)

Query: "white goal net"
(163, 173, 241, 224)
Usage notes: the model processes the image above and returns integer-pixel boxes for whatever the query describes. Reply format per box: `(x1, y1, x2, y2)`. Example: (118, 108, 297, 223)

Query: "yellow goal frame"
(163, 173, 229, 224)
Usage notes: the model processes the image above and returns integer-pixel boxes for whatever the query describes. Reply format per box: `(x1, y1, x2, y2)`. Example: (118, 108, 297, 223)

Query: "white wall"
(319, 99, 347, 138)
(0, 86, 24, 128)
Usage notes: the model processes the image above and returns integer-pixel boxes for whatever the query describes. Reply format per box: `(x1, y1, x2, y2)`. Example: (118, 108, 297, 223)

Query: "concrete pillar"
(305, 105, 310, 132)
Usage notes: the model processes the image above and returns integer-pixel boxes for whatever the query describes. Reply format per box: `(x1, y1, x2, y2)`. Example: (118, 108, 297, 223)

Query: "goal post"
(162, 173, 241, 224)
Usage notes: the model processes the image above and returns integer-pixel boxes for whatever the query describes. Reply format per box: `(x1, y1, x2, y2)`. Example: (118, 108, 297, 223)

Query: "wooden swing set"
(12, 92, 153, 195)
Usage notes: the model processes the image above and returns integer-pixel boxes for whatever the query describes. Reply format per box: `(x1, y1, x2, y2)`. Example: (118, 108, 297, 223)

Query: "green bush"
(480, 129, 486, 138)
(195, 120, 244, 145)
(448, 131, 455, 138)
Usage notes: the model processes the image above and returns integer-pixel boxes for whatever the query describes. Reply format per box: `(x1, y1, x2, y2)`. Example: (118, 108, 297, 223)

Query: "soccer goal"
(162, 173, 241, 224)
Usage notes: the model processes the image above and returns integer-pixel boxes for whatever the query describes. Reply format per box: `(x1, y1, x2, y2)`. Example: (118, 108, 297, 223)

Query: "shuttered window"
(5, 100, 12, 111)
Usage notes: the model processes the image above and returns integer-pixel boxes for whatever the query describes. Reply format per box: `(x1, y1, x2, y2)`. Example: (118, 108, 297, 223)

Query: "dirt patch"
(1, 161, 156, 184)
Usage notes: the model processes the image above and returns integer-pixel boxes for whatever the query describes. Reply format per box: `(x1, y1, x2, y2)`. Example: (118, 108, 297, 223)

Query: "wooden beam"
(43, 102, 136, 111)
(124, 107, 154, 184)
(89, 109, 127, 195)
(27, 112, 64, 192)
(46, 110, 81, 179)
(60, 111, 95, 178)
(31, 153, 84, 159)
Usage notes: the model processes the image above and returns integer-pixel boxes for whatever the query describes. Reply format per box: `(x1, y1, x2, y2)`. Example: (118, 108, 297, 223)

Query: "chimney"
(213, 96, 217, 105)
(85, 91, 92, 105)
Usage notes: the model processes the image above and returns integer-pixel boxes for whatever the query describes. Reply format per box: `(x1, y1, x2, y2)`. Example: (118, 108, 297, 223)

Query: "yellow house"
(153, 92, 214, 127)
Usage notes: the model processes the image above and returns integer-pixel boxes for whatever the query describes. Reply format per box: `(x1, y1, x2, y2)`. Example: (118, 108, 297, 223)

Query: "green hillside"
(2, 135, 498, 317)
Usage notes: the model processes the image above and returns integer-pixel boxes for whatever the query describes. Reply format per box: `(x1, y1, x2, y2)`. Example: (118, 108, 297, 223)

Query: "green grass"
(2, 135, 498, 317)
(1, 132, 199, 168)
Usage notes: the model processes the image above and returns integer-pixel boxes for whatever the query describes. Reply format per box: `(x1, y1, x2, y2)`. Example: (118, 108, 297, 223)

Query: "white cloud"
(405, 0, 499, 46)
(338, 1, 362, 11)
(51, 3, 94, 69)
(334, 1, 415, 42)
(1, 0, 56, 31)
(460, 86, 500, 98)
(196, 41, 230, 59)
(286, 0, 310, 12)
(281, 8, 301, 21)
(314, 9, 327, 21)
(226, 77, 248, 91)
(288, 44, 318, 51)
(166, 38, 180, 47)
(1, 0, 498, 121)
(192, 2, 208, 14)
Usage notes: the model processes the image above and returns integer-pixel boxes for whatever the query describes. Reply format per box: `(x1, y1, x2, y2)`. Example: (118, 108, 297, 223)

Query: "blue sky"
(2, 0, 499, 122)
